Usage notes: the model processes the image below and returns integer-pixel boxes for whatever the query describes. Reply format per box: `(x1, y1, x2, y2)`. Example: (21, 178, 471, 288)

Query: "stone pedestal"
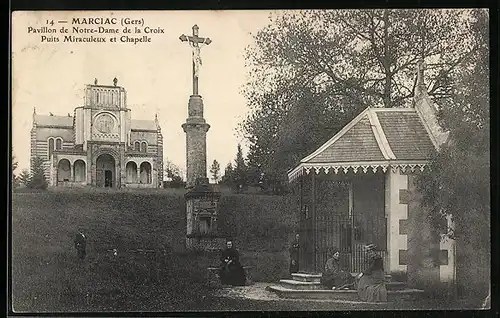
(185, 178, 224, 251)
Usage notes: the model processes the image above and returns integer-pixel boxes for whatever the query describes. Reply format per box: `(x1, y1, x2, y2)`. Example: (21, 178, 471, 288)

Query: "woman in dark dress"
(219, 240, 246, 286)
(356, 244, 388, 302)
(320, 247, 354, 289)
(289, 233, 300, 275)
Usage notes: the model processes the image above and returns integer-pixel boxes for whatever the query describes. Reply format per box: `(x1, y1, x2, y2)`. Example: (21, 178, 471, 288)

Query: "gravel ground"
(196, 283, 488, 312)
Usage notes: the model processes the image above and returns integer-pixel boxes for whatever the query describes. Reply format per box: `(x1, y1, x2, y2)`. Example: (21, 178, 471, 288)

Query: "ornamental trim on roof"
(288, 160, 430, 182)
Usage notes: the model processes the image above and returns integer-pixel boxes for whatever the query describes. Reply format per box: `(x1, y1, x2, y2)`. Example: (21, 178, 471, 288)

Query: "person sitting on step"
(356, 244, 388, 302)
(219, 239, 246, 286)
(320, 247, 355, 290)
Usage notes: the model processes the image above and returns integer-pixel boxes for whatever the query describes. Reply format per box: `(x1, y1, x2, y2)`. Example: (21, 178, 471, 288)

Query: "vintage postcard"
(10, 9, 490, 313)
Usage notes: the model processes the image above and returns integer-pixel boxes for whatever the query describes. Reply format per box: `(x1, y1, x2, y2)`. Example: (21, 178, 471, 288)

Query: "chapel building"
(30, 78, 164, 188)
(287, 62, 455, 288)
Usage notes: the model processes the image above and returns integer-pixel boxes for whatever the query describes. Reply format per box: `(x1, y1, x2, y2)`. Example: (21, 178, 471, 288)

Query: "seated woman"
(320, 247, 355, 290)
(219, 240, 246, 286)
(356, 244, 388, 302)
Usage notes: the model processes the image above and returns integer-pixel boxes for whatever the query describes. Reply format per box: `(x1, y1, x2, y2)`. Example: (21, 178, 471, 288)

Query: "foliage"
(234, 144, 248, 191)
(12, 154, 19, 188)
(18, 169, 32, 187)
(28, 156, 48, 190)
(220, 145, 250, 192)
(209, 159, 221, 184)
(220, 162, 234, 186)
(415, 9, 489, 296)
(164, 158, 185, 188)
(241, 9, 479, 180)
(416, 9, 489, 242)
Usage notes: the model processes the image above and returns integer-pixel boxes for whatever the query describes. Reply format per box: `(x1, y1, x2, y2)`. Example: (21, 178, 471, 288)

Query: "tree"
(18, 169, 31, 187)
(12, 154, 19, 188)
(164, 158, 185, 188)
(220, 162, 234, 186)
(241, 9, 479, 180)
(209, 160, 221, 184)
(416, 9, 489, 297)
(28, 156, 48, 189)
(234, 144, 248, 191)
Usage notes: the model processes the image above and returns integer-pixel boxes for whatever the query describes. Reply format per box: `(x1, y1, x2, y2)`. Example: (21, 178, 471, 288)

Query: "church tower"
(182, 95, 210, 188)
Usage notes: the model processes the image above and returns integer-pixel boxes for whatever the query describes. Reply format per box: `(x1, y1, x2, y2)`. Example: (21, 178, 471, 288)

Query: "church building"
(30, 78, 164, 188)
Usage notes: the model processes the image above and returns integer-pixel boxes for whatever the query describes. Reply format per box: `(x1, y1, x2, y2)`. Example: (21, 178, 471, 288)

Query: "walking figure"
(74, 229, 87, 260)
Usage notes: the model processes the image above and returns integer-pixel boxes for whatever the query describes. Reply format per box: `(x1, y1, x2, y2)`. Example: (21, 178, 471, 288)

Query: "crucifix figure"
(179, 25, 212, 95)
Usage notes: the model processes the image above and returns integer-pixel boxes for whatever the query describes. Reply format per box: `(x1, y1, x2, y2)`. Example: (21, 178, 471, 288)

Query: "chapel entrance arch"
(96, 154, 116, 188)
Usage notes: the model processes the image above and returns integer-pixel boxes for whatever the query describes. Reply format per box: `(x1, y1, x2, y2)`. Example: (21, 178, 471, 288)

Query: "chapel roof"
(34, 114, 73, 128)
(131, 119, 157, 131)
(287, 107, 438, 182)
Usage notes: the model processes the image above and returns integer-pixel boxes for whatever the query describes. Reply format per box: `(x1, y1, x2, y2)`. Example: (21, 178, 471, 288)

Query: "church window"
(56, 138, 62, 150)
(48, 138, 55, 159)
(141, 141, 147, 153)
(134, 141, 140, 152)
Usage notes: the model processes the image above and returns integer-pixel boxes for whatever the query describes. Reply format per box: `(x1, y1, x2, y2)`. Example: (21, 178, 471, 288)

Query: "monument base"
(185, 177, 223, 251)
(186, 236, 226, 251)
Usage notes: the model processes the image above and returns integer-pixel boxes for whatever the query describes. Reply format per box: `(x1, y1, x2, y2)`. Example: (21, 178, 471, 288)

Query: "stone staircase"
(266, 273, 424, 302)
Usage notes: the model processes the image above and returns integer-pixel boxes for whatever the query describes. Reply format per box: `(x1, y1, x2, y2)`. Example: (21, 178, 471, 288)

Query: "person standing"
(289, 233, 300, 275)
(74, 229, 87, 260)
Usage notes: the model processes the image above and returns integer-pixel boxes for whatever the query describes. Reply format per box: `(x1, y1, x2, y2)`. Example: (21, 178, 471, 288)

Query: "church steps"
(291, 273, 321, 283)
(279, 279, 323, 290)
(266, 285, 424, 302)
(281, 279, 407, 291)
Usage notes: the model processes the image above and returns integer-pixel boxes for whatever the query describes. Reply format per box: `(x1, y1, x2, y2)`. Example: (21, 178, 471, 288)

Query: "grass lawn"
(10, 189, 297, 312)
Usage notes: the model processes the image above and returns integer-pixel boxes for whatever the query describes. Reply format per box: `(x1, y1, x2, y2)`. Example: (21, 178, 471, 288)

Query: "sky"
(12, 10, 275, 178)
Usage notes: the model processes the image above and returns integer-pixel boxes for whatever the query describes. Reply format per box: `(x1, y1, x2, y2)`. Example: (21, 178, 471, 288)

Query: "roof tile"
(308, 115, 386, 163)
(376, 111, 436, 160)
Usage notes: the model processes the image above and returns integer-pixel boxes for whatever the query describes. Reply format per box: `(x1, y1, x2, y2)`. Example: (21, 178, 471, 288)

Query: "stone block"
(399, 249, 408, 266)
(399, 189, 411, 204)
(399, 219, 408, 235)
(439, 250, 449, 266)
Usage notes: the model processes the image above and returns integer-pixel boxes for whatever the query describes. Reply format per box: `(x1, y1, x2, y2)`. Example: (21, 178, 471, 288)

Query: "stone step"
(279, 279, 323, 290)
(266, 285, 424, 302)
(291, 273, 322, 283)
(282, 279, 406, 291)
(387, 281, 407, 290)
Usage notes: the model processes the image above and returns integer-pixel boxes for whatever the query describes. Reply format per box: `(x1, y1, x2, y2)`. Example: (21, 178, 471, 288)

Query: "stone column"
(385, 167, 409, 274)
(70, 162, 74, 182)
(137, 165, 140, 184)
(182, 95, 210, 188)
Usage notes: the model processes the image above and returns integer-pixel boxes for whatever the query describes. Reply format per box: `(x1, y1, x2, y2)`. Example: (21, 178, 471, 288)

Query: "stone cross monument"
(180, 24, 212, 188)
(179, 25, 223, 250)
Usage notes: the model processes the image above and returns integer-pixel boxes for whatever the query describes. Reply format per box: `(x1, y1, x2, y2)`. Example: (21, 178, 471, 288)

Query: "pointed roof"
(288, 107, 436, 182)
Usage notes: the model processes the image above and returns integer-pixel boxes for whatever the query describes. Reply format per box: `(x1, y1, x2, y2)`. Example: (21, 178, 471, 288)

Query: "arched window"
(134, 141, 140, 152)
(48, 138, 55, 159)
(140, 162, 152, 184)
(141, 141, 147, 153)
(126, 161, 138, 183)
(56, 138, 62, 150)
